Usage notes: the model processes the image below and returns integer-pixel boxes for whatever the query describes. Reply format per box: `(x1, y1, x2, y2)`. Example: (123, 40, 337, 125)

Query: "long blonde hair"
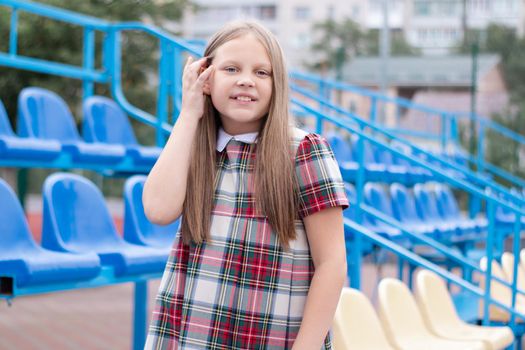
(181, 21, 297, 248)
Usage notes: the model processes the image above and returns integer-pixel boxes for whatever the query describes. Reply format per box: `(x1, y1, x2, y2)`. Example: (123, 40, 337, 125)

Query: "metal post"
(157, 39, 169, 147)
(379, 0, 390, 125)
(83, 27, 95, 101)
(469, 42, 478, 161)
(482, 200, 495, 325)
(9, 8, 18, 56)
(133, 281, 148, 350)
(351, 131, 366, 289)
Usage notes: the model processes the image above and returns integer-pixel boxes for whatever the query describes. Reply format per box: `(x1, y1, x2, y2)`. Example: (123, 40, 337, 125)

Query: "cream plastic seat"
(378, 278, 486, 350)
(333, 287, 395, 350)
(416, 269, 514, 350)
(332, 309, 349, 350)
(479, 256, 525, 322)
(501, 251, 525, 305)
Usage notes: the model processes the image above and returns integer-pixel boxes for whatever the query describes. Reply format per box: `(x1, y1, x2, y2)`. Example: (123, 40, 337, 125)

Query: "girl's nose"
(237, 77, 255, 87)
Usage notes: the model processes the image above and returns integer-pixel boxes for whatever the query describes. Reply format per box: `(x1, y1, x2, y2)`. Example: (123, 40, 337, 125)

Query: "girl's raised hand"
(180, 56, 214, 120)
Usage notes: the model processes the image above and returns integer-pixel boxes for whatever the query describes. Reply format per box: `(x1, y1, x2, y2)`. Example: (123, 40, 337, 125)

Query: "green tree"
(308, 18, 420, 72)
(456, 24, 525, 179)
(0, 0, 189, 195)
(309, 18, 364, 71)
(0, 0, 188, 140)
(363, 29, 421, 56)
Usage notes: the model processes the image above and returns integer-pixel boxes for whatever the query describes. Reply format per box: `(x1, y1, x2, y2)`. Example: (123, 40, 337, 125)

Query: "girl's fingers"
(187, 57, 208, 74)
(183, 56, 193, 71)
(196, 65, 214, 85)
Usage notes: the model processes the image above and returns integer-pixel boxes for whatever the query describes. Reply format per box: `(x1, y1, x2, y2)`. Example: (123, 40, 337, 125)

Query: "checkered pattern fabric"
(145, 129, 348, 350)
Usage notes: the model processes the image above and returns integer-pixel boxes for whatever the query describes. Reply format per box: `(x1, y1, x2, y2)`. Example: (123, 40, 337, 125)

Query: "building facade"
(181, 0, 524, 66)
(405, 0, 524, 55)
(181, 0, 364, 68)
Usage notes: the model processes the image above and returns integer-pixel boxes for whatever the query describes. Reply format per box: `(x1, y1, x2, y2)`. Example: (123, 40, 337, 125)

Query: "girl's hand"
(180, 56, 214, 120)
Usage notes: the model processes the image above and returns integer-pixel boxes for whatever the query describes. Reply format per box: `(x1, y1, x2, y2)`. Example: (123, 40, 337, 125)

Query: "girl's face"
(205, 34, 273, 135)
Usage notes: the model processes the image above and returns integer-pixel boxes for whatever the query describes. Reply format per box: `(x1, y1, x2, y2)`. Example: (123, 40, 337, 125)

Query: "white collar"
(216, 127, 258, 152)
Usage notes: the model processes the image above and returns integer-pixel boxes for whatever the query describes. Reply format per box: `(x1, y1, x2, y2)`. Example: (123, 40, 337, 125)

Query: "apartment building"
(181, 0, 364, 68)
(405, 0, 524, 55)
(181, 0, 524, 65)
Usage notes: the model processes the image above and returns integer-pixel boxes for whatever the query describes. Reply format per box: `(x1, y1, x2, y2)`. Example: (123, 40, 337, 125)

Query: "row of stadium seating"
(480, 253, 525, 322)
(344, 182, 488, 246)
(327, 133, 468, 185)
(333, 270, 514, 350)
(0, 87, 161, 168)
(0, 174, 178, 289)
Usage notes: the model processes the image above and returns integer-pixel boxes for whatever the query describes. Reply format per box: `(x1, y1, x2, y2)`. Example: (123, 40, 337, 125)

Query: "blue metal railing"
(290, 70, 525, 190)
(292, 97, 525, 338)
(290, 83, 525, 211)
(2, 0, 525, 347)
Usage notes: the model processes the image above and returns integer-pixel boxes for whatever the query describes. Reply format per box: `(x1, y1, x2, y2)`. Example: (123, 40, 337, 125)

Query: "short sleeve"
(295, 133, 349, 219)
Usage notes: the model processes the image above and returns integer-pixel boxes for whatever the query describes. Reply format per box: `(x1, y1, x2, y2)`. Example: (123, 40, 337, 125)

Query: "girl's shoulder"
(291, 127, 331, 156)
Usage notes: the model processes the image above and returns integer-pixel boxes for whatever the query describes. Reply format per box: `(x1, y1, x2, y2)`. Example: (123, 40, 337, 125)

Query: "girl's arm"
(143, 57, 214, 225)
(292, 206, 347, 350)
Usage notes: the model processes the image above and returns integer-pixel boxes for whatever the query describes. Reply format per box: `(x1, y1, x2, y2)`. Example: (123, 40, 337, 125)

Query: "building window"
(414, 1, 430, 16)
(352, 5, 360, 17)
(258, 5, 276, 20)
(293, 33, 311, 49)
(295, 6, 310, 20)
(418, 28, 428, 42)
(438, 1, 456, 15)
(327, 5, 335, 19)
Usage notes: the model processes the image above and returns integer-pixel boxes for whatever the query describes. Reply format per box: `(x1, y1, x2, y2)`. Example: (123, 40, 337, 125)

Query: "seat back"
(434, 185, 461, 219)
(0, 100, 15, 137)
(375, 147, 395, 166)
(0, 178, 38, 252)
(326, 133, 353, 162)
(335, 288, 395, 349)
(501, 252, 525, 305)
(389, 141, 412, 167)
(42, 173, 121, 252)
(351, 136, 376, 165)
(18, 87, 79, 142)
(415, 270, 463, 332)
(414, 184, 442, 221)
(390, 183, 420, 223)
(378, 278, 434, 347)
(83, 96, 138, 146)
(343, 183, 357, 221)
(364, 183, 394, 218)
(123, 175, 179, 247)
(479, 256, 512, 321)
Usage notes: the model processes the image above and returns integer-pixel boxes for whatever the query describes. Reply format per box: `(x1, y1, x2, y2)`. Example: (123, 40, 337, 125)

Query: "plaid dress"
(145, 128, 348, 350)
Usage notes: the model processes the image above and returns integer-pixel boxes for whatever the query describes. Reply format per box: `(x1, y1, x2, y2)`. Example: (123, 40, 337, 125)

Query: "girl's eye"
(224, 67, 238, 73)
(256, 70, 270, 77)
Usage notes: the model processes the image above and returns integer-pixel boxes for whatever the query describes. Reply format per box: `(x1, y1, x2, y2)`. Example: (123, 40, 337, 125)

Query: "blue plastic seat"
(494, 192, 525, 228)
(0, 178, 100, 288)
(388, 141, 432, 184)
(389, 183, 438, 237)
(326, 133, 359, 182)
(351, 136, 387, 176)
(83, 96, 161, 166)
(413, 184, 458, 242)
(0, 99, 61, 161)
(326, 133, 385, 182)
(41, 173, 169, 276)
(17, 87, 126, 164)
(371, 144, 409, 184)
(123, 175, 179, 250)
(342, 183, 374, 254)
(434, 184, 485, 235)
(361, 183, 408, 244)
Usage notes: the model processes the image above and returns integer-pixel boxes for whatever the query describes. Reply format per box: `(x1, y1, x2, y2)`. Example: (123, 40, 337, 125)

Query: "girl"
(143, 21, 348, 350)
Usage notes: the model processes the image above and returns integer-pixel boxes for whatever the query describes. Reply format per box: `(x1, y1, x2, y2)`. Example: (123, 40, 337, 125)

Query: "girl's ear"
(203, 82, 211, 95)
